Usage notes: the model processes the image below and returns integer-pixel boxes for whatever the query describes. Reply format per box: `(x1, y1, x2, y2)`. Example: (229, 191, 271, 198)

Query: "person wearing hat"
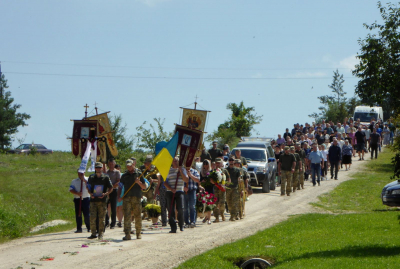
(234, 159, 249, 219)
(290, 146, 301, 193)
(226, 157, 242, 221)
(295, 143, 305, 189)
(118, 159, 146, 240)
(213, 158, 230, 222)
(234, 149, 248, 168)
(278, 146, 296, 196)
(140, 156, 158, 222)
(69, 170, 90, 233)
(86, 162, 113, 240)
(208, 141, 222, 162)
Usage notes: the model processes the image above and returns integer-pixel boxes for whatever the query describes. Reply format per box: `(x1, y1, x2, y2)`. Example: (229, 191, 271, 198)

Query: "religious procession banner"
(71, 120, 98, 158)
(181, 108, 208, 156)
(86, 112, 118, 160)
(175, 125, 203, 168)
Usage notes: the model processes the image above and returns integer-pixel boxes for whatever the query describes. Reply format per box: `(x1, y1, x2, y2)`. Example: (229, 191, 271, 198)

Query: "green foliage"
(109, 114, 135, 152)
(135, 118, 173, 154)
(309, 70, 360, 123)
(0, 74, 31, 150)
(179, 150, 400, 269)
(389, 115, 400, 179)
(353, 1, 400, 117)
(207, 102, 262, 148)
(29, 143, 38, 156)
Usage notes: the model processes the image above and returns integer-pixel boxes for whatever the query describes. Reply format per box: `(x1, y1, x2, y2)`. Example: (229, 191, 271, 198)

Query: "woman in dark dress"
(200, 160, 213, 223)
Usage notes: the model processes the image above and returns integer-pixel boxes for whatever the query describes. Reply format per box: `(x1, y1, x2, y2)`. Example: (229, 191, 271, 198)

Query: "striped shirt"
(166, 168, 187, 192)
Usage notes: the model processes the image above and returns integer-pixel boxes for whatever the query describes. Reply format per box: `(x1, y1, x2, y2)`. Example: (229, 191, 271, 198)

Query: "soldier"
(225, 157, 241, 221)
(234, 149, 248, 168)
(105, 158, 121, 229)
(87, 162, 113, 240)
(295, 143, 306, 189)
(118, 159, 146, 240)
(200, 147, 212, 162)
(278, 146, 296, 196)
(290, 146, 301, 192)
(213, 158, 229, 222)
(234, 159, 248, 219)
(208, 141, 223, 162)
(140, 156, 158, 220)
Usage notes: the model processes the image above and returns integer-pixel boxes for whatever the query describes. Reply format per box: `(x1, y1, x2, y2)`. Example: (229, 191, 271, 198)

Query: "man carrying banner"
(87, 162, 113, 240)
(119, 159, 146, 240)
(69, 170, 90, 233)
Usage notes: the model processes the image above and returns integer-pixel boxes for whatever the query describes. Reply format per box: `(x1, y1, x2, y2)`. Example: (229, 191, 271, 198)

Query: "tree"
(0, 74, 30, 151)
(109, 114, 135, 152)
(309, 70, 353, 123)
(205, 128, 241, 150)
(353, 1, 400, 117)
(135, 118, 173, 154)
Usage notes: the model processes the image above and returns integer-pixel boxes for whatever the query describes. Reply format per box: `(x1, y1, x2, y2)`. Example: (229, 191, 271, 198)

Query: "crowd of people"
(69, 117, 397, 240)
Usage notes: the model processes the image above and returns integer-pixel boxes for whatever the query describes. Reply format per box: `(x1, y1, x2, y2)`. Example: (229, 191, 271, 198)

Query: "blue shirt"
(185, 168, 200, 191)
(308, 150, 324, 164)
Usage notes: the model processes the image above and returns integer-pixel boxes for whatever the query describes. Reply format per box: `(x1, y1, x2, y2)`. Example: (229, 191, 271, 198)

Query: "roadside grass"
(178, 150, 400, 268)
(0, 152, 79, 242)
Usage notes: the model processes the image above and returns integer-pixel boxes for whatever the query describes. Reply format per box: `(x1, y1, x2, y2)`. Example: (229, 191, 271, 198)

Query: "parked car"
(7, 144, 53, 155)
(232, 138, 277, 193)
(381, 179, 400, 207)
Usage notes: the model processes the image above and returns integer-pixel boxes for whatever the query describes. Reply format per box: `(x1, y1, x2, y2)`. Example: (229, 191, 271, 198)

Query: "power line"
(4, 71, 358, 80)
(1, 60, 354, 71)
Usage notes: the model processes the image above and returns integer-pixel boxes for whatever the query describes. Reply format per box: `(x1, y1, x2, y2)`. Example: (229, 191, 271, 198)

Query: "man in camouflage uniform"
(295, 143, 306, 189)
(213, 158, 230, 222)
(118, 159, 146, 240)
(87, 162, 113, 240)
(234, 149, 248, 168)
(278, 146, 296, 196)
(234, 159, 248, 219)
(208, 141, 222, 162)
(226, 157, 242, 221)
(140, 156, 158, 220)
(290, 146, 301, 193)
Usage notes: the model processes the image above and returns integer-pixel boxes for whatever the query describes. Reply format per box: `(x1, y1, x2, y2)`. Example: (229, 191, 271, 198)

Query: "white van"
(353, 106, 383, 124)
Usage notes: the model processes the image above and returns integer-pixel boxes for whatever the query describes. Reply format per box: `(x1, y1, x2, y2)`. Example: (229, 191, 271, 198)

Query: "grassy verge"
(0, 152, 79, 242)
(178, 150, 400, 268)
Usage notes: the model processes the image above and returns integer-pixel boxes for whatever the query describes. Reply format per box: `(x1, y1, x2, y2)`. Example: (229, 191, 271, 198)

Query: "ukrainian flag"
(152, 132, 179, 181)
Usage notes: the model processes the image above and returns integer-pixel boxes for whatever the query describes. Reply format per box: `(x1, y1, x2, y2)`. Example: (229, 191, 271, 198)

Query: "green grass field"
(178, 150, 400, 268)
(0, 152, 81, 242)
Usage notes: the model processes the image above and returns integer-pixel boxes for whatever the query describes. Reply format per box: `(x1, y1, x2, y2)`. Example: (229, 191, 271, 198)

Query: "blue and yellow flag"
(152, 132, 179, 181)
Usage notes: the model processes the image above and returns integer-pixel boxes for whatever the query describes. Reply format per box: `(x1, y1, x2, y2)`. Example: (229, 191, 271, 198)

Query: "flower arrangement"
(141, 196, 147, 208)
(195, 191, 217, 213)
(144, 203, 161, 218)
(201, 168, 226, 188)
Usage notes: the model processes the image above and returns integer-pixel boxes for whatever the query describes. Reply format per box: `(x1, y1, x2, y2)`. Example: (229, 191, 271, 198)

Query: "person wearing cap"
(234, 149, 248, 168)
(69, 170, 90, 233)
(234, 159, 249, 219)
(213, 158, 230, 222)
(295, 143, 305, 190)
(86, 162, 113, 240)
(140, 156, 158, 221)
(278, 146, 296, 196)
(308, 144, 324, 186)
(118, 159, 146, 240)
(290, 146, 301, 192)
(105, 158, 121, 229)
(226, 157, 242, 221)
(208, 141, 222, 162)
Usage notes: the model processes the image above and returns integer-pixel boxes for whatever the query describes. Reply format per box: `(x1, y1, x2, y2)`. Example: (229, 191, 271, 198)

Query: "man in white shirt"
(70, 171, 90, 233)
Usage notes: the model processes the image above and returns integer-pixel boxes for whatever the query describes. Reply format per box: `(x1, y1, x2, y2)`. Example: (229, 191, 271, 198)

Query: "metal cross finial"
(84, 104, 89, 118)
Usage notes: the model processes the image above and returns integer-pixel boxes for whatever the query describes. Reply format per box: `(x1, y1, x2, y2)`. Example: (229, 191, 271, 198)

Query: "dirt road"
(1, 159, 366, 269)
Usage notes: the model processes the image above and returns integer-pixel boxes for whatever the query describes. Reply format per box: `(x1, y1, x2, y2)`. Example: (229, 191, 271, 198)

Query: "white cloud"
(136, 0, 170, 7)
(339, 55, 358, 70)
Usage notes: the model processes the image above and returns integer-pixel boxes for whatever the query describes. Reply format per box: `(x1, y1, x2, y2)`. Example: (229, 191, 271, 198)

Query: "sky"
(0, 0, 385, 151)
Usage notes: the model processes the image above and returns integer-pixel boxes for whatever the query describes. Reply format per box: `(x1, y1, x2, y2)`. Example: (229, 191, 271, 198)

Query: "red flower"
(201, 194, 204, 197)
(205, 192, 208, 195)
